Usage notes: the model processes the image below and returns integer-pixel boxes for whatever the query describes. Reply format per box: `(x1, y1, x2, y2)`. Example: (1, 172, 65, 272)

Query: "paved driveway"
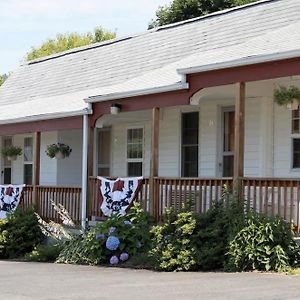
(0, 261, 300, 300)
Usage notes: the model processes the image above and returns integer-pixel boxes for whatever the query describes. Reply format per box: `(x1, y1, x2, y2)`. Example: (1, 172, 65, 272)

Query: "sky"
(0, 0, 171, 74)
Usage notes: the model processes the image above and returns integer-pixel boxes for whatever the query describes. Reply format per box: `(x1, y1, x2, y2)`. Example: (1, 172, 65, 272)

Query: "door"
(2, 137, 12, 184)
(97, 128, 111, 176)
(221, 108, 235, 177)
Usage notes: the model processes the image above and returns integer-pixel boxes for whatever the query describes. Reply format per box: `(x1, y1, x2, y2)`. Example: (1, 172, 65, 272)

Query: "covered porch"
(21, 176, 300, 232)
(2, 57, 300, 231)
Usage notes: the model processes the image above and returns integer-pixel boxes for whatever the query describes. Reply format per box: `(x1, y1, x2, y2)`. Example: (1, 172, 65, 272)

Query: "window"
(2, 137, 12, 184)
(127, 128, 143, 176)
(24, 137, 33, 185)
(222, 110, 235, 177)
(292, 108, 300, 134)
(181, 112, 199, 177)
(98, 129, 111, 176)
(292, 108, 300, 169)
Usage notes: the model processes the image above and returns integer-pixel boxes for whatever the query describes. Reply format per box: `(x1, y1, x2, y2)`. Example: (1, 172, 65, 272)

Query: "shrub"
(25, 243, 63, 262)
(0, 220, 8, 257)
(227, 213, 300, 272)
(0, 207, 44, 258)
(194, 191, 245, 271)
(56, 202, 152, 266)
(149, 188, 245, 272)
(150, 208, 199, 271)
(55, 236, 93, 265)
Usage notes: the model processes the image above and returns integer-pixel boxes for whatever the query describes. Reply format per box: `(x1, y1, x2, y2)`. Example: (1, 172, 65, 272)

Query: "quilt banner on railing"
(97, 177, 143, 216)
(0, 185, 25, 219)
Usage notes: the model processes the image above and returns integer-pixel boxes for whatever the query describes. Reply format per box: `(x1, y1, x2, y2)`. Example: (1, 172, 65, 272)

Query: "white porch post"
(81, 104, 92, 229)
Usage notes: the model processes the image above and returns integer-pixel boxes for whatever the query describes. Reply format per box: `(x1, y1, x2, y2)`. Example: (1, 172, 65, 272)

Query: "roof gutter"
(85, 82, 189, 103)
(177, 49, 300, 75)
(0, 107, 93, 125)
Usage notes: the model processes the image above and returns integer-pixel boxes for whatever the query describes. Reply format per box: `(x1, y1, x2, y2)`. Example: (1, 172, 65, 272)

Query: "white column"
(81, 104, 92, 229)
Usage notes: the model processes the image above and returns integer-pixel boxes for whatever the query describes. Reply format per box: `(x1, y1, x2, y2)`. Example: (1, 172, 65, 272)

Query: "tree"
(149, 0, 258, 28)
(0, 74, 8, 87)
(27, 27, 116, 61)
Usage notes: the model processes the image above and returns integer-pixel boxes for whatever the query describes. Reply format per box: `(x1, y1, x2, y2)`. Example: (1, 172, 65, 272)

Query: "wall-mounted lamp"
(110, 103, 122, 115)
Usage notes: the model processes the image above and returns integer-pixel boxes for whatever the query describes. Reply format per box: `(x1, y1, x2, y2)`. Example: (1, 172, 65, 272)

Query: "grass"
(289, 268, 300, 275)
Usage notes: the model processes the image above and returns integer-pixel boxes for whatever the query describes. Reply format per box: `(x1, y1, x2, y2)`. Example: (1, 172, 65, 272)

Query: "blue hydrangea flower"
(94, 233, 105, 240)
(110, 255, 119, 265)
(119, 252, 129, 262)
(108, 226, 116, 234)
(136, 241, 142, 248)
(106, 236, 120, 250)
(124, 220, 132, 225)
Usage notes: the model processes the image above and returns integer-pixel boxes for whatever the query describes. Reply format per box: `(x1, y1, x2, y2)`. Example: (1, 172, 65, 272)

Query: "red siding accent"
(0, 116, 82, 135)
(91, 57, 300, 126)
(91, 89, 192, 125)
(188, 57, 300, 89)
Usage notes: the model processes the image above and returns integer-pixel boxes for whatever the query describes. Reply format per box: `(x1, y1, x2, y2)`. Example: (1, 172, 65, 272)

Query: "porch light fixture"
(110, 103, 121, 115)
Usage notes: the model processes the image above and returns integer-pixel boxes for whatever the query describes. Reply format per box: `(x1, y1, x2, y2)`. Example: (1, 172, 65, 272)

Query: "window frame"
(181, 111, 199, 177)
(23, 136, 33, 185)
(2, 136, 13, 184)
(97, 128, 112, 176)
(126, 127, 144, 177)
(291, 108, 300, 170)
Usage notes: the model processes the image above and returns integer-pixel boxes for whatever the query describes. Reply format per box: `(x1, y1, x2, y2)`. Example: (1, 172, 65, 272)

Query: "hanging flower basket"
(1, 146, 22, 161)
(46, 143, 72, 159)
(274, 86, 300, 110)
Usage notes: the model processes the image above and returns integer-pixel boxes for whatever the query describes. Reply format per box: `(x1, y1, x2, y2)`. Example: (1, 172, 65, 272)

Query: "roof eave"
(177, 49, 300, 75)
(0, 108, 92, 125)
(85, 82, 189, 103)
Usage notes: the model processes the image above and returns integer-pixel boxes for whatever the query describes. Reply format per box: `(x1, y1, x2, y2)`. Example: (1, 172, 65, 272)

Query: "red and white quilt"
(0, 185, 24, 219)
(97, 177, 143, 216)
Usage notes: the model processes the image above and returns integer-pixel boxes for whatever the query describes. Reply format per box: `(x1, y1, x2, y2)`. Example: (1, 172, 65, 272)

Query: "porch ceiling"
(95, 110, 152, 128)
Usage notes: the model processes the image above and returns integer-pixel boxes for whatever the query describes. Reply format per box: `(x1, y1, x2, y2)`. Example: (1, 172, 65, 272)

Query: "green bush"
(227, 213, 300, 272)
(150, 208, 199, 271)
(149, 189, 244, 272)
(0, 208, 44, 258)
(25, 243, 63, 262)
(56, 202, 152, 266)
(195, 196, 244, 271)
(0, 220, 8, 257)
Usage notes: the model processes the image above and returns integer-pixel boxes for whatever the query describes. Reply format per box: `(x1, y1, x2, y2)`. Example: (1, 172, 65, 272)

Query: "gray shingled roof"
(1, 0, 300, 123)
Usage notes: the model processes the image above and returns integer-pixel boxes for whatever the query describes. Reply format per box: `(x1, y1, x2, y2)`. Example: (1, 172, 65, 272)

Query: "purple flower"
(95, 233, 105, 240)
(106, 236, 120, 251)
(120, 252, 129, 262)
(110, 256, 119, 265)
(108, 226, 116, 234)
(124, 220, 132, 225)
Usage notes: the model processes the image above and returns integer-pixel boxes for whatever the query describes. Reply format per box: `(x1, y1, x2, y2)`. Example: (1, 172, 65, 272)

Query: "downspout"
(81, 103, 92, 230)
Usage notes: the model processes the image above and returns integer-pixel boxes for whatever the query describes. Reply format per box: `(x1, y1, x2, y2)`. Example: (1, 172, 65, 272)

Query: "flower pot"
(7, 155, 17, 161)
(55, 152, 65, 159)
(286, 99, 299, 110)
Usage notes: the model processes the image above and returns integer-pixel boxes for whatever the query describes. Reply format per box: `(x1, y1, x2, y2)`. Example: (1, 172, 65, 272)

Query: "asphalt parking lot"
(0, 261, 300, 300)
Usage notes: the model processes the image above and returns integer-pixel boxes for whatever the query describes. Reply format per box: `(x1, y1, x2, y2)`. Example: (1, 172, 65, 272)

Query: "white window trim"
(2, 136, 13, 184)
(290, 107, 300, 171)
(180, 111, 200, 177)
(126, 127, 144, 176)
(96, 128, 112, 176)
(23, 136, 33, 185)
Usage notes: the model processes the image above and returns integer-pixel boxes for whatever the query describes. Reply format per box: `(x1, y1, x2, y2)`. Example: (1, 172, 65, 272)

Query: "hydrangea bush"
(56, 202, 152, 266)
